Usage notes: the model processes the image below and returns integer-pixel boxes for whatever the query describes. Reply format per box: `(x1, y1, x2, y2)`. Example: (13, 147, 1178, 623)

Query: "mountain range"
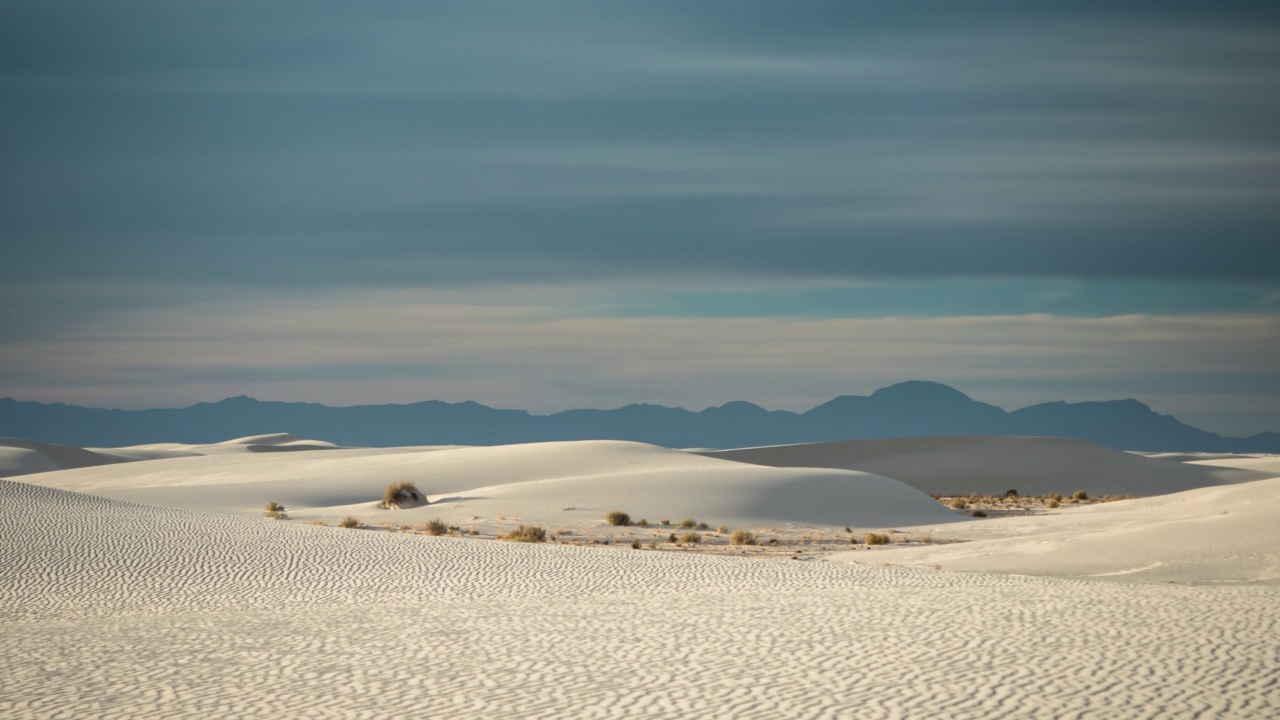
(1, 381, 1276, 452)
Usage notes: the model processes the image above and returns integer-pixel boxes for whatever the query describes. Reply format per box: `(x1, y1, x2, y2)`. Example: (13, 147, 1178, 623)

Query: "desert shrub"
(264, 511, 284, 520)
(972, 510, 988, 517)
(729, 529, 757, 546)
(312, 521, 328, 526)
(668, 533, 678, 543)
(716, 525, 728, 534)
(767, 537, 778, 545)
(338, 516, 361, 529)
(504, 525, 547, 543)
(630, 539, 641, 549)
(1047, 492, 1063, 502)
(659, 519, 670, 526)
(697, 522, 710, 530)
(265, 501, 284, 512)
(424, 518, 449, 536)
(675, 518, 697, 528)
(919, 533, 934, 544)
(949, 498, 968, 510)
(864, 533, 890, 546)
(637, 518, 649, 527)
(1072, 489, 1089, 501)
(381, 480, 425, 509)
(605, 511, 631, 526)
(1045, 499, 1060, 509)
(646, 541, 659, 550)
(679, 531, 703, 544)
(1005, 489, 1019, 498)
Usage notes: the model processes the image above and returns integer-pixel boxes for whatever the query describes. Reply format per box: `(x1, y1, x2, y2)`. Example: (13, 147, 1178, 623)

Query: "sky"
(1, 1, 1279, 436)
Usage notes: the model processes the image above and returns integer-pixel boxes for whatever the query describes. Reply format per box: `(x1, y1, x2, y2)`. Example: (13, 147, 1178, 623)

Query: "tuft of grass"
(338, 516, 361, 529)
(264, 511, 284, 520)
(503, 525, 547, 543)
(646, 541, 659, 550)
(637, 518, 649, 527)
(949, 498, 968, 510)
(697, 522, 710, 530)
(1005, 489, 1019, 498)
(605, 511, 631, 526)
(716, 525, 728, 535)
(423, 518, 449, 536)
(668, 532, 678, 543)
(381, 480, 425, 509)
(630, 539, 641, 549)
(729, 529, 757, 546)
(679, 531, 703, 544)
(265, 501, 284, 512)
(972, 510, 988, 517)
(1045, 499, 1060, 509)
(658, 519, 671, 526)
(1047, 492, 1063, 502)
(919, 533, 934, 544)
(1072, 489, 1089, 501)
(678, 518, 698, 528)
(864, 532, 890, 546)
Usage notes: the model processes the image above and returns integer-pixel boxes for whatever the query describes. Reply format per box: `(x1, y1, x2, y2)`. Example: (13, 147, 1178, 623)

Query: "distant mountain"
(1, 381, 1276, 452)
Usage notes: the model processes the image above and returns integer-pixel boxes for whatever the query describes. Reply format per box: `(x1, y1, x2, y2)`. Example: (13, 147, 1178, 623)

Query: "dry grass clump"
(668, 532, 678, 543)
(312, 520, 328, 526)
(716, 525, 729, 534)
(949, 498, 968, 510)
(263, 501, 286, 520)
(679, 531, 703, 544)
(637, 518, 649, 527)
(972, 510, 988, 517)
(381, 480, 426, 509)
(864, 532, 890, 546)
(678, 518, 699, 528)
(658, 519, 670, 526)
(1046, 492, 1063, 503)
(265, 501, 284, 512)
(503, 525, 547, 543)
(630, 539, 641, 549)
(338, 516, 362, 529)
(423, 518, 449, 536)
(1045, 499, 1060, 509)
(918, 533, 934, 544)
(1072, 489, 1089, 501)
(605, 510, 631, 526)
(729, 529, 757, 546)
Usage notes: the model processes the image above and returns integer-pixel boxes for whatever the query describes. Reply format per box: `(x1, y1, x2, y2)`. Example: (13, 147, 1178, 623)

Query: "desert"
(3, 433, 1278, 718)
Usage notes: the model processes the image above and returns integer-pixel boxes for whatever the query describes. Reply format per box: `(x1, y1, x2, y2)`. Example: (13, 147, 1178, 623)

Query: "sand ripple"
(2, 480, 1277, 719)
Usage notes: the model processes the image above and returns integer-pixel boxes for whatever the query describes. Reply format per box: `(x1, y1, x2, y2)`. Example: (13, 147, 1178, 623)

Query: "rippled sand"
(3, 480, 1277, 719)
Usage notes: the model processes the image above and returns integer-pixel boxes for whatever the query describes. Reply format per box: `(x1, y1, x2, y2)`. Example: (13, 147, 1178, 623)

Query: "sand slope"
(699, 435, 1267, 497)
(2, 478, 1277, 719)
(0, 436, 127, 477)
(831, 474, 1280, 584)
(22, 440, 960, 531)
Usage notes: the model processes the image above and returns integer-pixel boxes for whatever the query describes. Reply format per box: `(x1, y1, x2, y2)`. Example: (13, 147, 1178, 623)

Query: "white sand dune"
(2, 478, 1277, 719)
(23, 440, 960, 532)
(831, 474, 1280, 584)
(0, 436, 128, 477)
(699, 435, 1267, 497)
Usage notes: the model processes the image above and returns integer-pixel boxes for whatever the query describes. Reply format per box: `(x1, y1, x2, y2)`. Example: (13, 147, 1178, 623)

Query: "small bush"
(424, 518, 449, 536)
(630, 539, 641, 549)
(678, 518, 698, 528)
(668, 533, 678, 543)
(504, 525, 547, 543)
(950, 498, 968, 510)
(264, 511, 284, 520)
(679, 531, 703, 544)
(1072, 489, 1089, 501)
(864, 533, 890, 546)
(1047, 492, 1063, 502)
(697, 522, 710, 530)
(605, 511, 631, 526)
(1045, 499, 1060, 509)
(637, 518, 649, 527)
(768, 538, 778, 545)
(919, 533, 934, 544)
(339, 516, 361, 529)
(972, 510, 988, 517)
(265, 501, 284, 512)
(659, 519, 670, 526)
(646, 541, 659, 550)
(1005, 489, 1018, 498)
(729, 529, 757, 546)
(381, 480, 426, 509)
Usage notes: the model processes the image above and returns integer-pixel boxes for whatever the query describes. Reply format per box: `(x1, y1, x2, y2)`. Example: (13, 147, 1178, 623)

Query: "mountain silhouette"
(0, 381, 1275, 452)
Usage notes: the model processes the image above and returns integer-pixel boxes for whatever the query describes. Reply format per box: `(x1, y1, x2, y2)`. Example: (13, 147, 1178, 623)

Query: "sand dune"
(2, 478, 1277, 719)
(831, 474, 1280, 584)
(0, 436, 127, 477)
(699, 435, 1267, 497)
(23, 440, 960, 531)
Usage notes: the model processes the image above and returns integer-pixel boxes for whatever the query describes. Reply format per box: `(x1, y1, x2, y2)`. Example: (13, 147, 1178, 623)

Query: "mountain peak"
(869, 381, 974, 403)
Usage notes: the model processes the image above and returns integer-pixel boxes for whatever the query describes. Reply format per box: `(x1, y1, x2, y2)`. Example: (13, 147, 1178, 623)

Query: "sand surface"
(4, 435, 1280, 718)
(3, 479, 1278, 719)
(699, 435, 1268, 496)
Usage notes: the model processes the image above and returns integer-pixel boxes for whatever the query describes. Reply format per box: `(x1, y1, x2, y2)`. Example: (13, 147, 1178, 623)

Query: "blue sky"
(1, 1, 1278, 435)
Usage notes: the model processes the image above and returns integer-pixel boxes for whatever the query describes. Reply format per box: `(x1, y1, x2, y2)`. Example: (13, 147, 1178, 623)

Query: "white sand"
(22, 439, 960, 532)
(4, 435, 1279, 718)
(699, 435, 1268, 496)
(3, 478, 1278, 719)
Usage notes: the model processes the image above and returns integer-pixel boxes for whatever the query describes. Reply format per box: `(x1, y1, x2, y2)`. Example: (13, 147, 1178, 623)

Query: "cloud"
(1, 1, 1278, 293)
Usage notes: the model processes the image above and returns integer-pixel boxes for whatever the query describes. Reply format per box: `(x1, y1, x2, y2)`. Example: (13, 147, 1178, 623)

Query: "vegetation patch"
(381, 481, 427, 509)
(864, 532, 891, 546)
(605, 511, 631, 526)
(503, 525, 547, 543)
(729, 529, 757, 546)
(338, 516, 362, 529)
